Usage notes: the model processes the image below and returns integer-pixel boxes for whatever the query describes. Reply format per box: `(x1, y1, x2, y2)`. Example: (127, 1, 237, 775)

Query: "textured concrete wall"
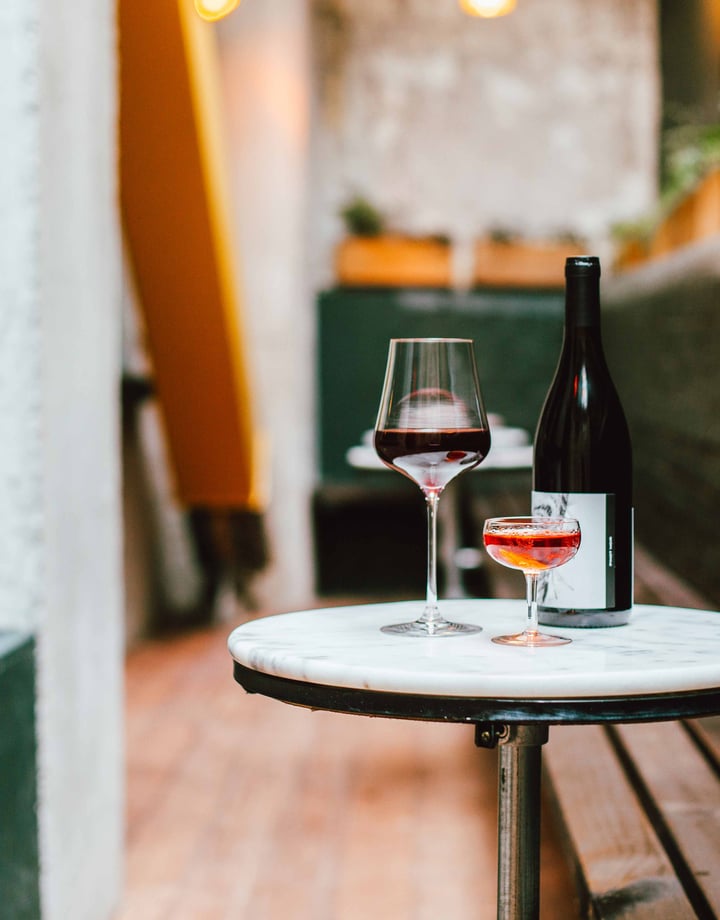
(311, 0, 660, 283)
(0, 0, 45, 635)
(0, 0, 124, 917)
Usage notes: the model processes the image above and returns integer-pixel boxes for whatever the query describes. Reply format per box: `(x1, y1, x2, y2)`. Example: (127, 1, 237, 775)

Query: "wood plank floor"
(115, 608, 576, 919)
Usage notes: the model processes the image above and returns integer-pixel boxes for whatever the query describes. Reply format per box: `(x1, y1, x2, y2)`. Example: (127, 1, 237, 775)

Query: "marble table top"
(228, 600, 720, 701)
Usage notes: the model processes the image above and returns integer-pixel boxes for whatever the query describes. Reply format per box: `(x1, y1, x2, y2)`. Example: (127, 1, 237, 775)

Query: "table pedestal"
(477, 723, 549, 920)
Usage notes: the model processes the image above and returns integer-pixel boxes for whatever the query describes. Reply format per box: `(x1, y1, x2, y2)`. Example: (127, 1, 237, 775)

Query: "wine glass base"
(492, 631, 571, 647)
(381, 619, 482, 638)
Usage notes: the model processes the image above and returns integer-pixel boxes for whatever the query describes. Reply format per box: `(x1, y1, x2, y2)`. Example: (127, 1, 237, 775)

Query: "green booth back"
(317, 287, 564, 483)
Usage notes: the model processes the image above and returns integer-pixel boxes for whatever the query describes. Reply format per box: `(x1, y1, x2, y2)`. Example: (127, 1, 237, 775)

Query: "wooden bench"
(543, 552, 720, 919)
(545, 712, 720, 918)
(472, 490, 720, 918)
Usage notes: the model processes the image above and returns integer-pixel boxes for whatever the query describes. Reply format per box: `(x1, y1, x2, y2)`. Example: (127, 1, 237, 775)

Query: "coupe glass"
(483, 516, 581, 646)
(374, 338, 491, 636)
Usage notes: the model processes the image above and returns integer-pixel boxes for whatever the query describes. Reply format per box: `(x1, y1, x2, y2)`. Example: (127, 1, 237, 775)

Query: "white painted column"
(0, 0, 44, 636)
(0, 0, 124, 917)
(217, 0, 316, 611)
(36, 0, 124, 913)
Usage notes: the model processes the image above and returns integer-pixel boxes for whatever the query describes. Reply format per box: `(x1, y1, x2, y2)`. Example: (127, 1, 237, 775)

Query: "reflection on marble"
(228, 600, 720, 700)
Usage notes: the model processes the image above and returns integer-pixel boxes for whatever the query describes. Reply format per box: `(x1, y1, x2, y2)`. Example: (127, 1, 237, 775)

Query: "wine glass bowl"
(374, 338, 491, 636)
(483, 516, 581, 646)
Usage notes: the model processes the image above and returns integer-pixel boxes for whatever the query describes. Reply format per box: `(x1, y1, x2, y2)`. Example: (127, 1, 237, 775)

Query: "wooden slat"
(544, 724, 697, 919)
(633, 545, 713, 610)
(613, 721, 720, 916)
(687, 716, 720, 765)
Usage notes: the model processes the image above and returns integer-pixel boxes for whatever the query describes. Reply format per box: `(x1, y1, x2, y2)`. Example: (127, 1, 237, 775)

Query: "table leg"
(496, 724, 549, 920)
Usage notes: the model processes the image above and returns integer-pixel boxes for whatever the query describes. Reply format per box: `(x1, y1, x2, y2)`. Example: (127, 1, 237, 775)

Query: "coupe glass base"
(492, 631, 571, 647)
(381, 619, 482, 637)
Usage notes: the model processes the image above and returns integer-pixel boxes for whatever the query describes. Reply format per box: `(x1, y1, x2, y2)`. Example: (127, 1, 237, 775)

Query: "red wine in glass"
(484, 528, 580, 573)
(483, 517, 581, 646)
(374, 427, 491, 495)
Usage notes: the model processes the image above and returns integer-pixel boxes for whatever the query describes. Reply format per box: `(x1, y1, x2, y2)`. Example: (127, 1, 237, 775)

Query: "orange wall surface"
(119, 0, 264, 509)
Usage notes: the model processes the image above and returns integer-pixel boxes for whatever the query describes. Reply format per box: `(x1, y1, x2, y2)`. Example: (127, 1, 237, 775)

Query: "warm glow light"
(194, 0, 241, 22)
(459, 0, 516, 17)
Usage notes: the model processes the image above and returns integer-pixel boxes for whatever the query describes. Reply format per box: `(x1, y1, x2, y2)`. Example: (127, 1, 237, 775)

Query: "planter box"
(614, 238, 651, 273)
(653, 167, 720, 256)
(634, 167, 720, 267)
(693, 168, 720, 239)
(473, 239, 581, 288)
(335, 235, 451, 288)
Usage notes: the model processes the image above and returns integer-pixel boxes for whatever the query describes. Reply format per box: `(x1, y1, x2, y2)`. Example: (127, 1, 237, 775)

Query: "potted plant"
(334, 196, 452, 288)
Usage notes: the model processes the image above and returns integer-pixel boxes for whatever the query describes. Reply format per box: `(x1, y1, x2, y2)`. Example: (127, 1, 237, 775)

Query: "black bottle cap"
(565, 255, 600, 277)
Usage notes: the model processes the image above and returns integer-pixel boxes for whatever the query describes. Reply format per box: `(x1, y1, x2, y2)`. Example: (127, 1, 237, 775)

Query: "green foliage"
(609, 215, 657, 246)
(550, 229, 586, 247)
(340, 196, 385, 237)
(486, 226, 519, 245)
(485, 227, 586, 247)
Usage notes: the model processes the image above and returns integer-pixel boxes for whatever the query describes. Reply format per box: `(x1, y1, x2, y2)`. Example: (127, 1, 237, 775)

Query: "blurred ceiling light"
(459, 0, 517, 17)
(194, 0, 517, 23)
(194, 0, 241, 22)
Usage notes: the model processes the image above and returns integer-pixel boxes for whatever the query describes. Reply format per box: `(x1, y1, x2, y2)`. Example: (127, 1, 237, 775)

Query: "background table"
(229, 600, 720, 920)
(346, 428, 533, 598)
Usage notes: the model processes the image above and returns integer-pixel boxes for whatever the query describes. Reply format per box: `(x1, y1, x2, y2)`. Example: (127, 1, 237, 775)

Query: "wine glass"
(374, 338, 491, 636)
(482, 516, 581, 646)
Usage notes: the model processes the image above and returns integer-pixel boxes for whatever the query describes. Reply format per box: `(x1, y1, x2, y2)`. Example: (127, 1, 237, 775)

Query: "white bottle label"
(531, 491, 614, 610)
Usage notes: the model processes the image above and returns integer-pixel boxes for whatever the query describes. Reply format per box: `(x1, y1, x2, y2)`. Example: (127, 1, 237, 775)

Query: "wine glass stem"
(525, 572, 539, 638)
(423, 492, 440, 624)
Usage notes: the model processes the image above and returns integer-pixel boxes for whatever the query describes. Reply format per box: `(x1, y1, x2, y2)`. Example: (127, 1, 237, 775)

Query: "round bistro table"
(228, 599, 720, 920)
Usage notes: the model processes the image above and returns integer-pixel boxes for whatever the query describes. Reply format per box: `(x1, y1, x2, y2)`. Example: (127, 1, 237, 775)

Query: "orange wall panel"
(119, 0, 263, 509)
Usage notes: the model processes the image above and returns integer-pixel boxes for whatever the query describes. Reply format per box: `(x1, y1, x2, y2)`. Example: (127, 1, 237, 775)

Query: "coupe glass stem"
(525, 572, 539, 638)
(422, 492, 441, 627)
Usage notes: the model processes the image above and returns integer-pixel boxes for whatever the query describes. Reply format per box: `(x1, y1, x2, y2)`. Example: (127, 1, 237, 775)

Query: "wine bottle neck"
(565, 273, 601, 328)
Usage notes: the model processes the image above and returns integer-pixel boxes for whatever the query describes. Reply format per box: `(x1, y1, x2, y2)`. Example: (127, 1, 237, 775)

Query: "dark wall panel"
(0, 632, 40, 919)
